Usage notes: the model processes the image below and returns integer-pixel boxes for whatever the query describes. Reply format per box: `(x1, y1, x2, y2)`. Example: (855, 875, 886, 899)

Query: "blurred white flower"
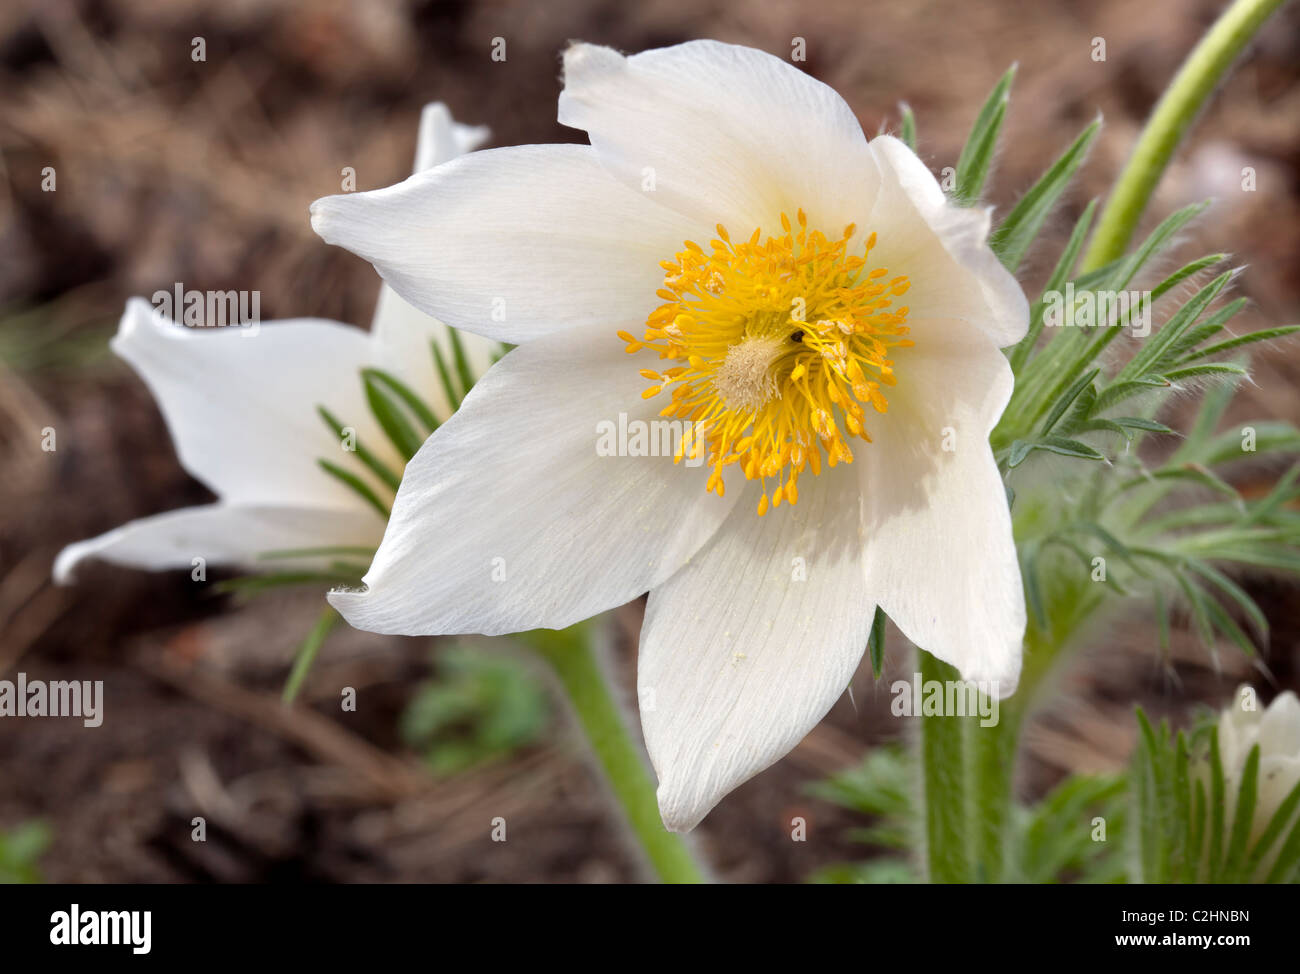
(1216, 686, 1300, 851)
(55, 103, 493, 583)
(311, 41, 1028, 830)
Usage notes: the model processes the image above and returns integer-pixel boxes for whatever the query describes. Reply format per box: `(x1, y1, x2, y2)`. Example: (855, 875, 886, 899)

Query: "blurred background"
(1, 0, 1298, 882)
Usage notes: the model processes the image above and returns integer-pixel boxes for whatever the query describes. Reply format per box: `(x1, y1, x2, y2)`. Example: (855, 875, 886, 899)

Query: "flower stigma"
(620, 209, 913, 515)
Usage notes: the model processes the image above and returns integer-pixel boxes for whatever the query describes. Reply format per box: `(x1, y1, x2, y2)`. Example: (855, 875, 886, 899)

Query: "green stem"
(918, 649, 969, 882)
(1081, 0, 1286, 271)
(529, 626, 708, 884)
(282, 606, 340, 704)
(967, 703, 1019, 883)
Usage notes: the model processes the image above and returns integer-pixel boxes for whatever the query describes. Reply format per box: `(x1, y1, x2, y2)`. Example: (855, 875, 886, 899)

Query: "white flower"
(55, 103, 494, 583)
(310, 42, 1029, 830)
(1216, 687, 1300, 850)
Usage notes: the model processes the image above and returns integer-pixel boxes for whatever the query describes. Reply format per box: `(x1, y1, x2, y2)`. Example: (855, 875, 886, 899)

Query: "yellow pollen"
(627, 209, 914, 514)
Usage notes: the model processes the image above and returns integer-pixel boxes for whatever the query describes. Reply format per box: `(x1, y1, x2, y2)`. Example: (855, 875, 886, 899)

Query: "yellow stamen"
(625, 211, 914, 512)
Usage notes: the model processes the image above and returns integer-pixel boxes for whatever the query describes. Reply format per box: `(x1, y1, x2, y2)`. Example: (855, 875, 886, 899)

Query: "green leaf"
(1107, 200, 1212, 293)
(1172, 731, 1191, 882)
(1246, 777, 1300, 880)
(1222, 743, 1260, 882)
(317, 405, 401, 492)
(1093, 374, 1171, 412)
(1168, 297, 1247, 360)
(1134, 709, 1161, 882)
(1186, 561, 1268, 645)
(363, 371, 427, 460)
(1040, 367, 1099, 435)
(1208, 726, 1226, 882)
(1190, 778, 1207, 881)
(898, 102, 917, 151)
(317, 459, 391, 518)
(1119, 270, 1233, 381)
(991, 118, 1100, 271)
(1008, 434, 1102, 465)
(1185, 324, 1300, 362)
(282, 607, 341, 705)
(1155, 588, 1171, 653)
(1200, 590, 1258, 657)
(1262, 817, 1300, 883)
(1241, 464, 1300, 527)
(953, 64, 1015, 205)
(448, 329, 477, 402)
(1135, 464, 1239, 499)
(431, 339, 464, 410)
(1149, 253, 1228, 303)
(1008, 199, 1096, 373)
(1107, 416, 1174, 435)
(362, 367, 440, 433)
(1176, 571, 1219, 653)
(1163, 362, 1249, 383)
(867, 606, 887, 679)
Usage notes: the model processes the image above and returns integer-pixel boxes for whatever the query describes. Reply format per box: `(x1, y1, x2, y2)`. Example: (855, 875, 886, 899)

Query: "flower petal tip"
(325, 583, 371, 619)
(656, 784, 711, 834)
(51, 543, 86, 586)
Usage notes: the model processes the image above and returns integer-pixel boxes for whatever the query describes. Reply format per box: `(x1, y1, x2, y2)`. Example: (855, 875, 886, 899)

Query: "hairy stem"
(1081, 0, 1286, 270)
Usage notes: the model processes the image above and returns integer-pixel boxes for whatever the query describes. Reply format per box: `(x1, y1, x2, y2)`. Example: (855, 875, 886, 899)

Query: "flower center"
(620, 209, 913, 515)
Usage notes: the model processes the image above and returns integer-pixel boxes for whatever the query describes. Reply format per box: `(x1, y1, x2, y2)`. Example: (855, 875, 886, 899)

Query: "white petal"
(112, 298, 390, 508)
(365, 100, 499, 415)
(54, 503, 381, 582)
(1258, 756, 1300, 826)
(328, 321, 740, 635)
(413, 102, 489, 172)
(1219, 687, 1260, 768)
(638, 468, 871, 831)
(1260, 692, 1300, 756)
(311, 145, 702, 344)
(559, 41, 880, 238)
(859, 331, 1025, 694)
(868, 135, 1029, 347)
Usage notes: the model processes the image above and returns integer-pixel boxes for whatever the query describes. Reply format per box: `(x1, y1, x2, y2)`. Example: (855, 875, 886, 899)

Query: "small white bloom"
(1215, 686, 1300, 850)
(55, 104, 493, 583)
(311, 42, 1029, 830)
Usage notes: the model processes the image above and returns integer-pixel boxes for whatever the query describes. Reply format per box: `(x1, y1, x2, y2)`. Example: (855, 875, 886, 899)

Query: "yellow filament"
(620, 209, 914, 515)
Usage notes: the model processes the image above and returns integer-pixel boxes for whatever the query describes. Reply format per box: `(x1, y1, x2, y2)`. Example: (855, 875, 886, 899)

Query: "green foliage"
(0, 304, 115, 373)
(806, 745, 1126, 884)
(937, 64, 1300, 668)
(953, 65, 1015, 206)
(1132, 709, 1300, 883)
(311, 330, 480, 522)
(991, 117, 1101, 272)
(867, 607, 887, 679)
(897, 102, 917, 152)
(400, 646, 550, 776)
(0, 820, 52, 884)
(1014, 773, 1128, 883)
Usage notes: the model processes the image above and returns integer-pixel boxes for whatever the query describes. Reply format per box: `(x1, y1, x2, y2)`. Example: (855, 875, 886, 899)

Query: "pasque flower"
(311, 41, 1029, 830)
(1215, 687, 1300, 848)
(55, 103, 494, 583)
